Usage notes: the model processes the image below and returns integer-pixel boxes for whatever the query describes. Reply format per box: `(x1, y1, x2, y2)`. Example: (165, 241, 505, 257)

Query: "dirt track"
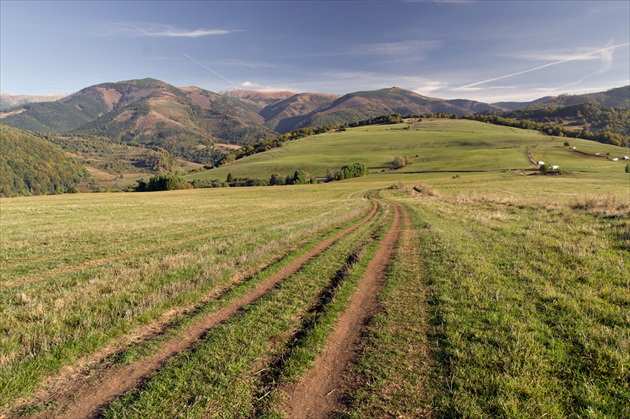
(280, 202, 403, 418)
(16, 203, 378, 419)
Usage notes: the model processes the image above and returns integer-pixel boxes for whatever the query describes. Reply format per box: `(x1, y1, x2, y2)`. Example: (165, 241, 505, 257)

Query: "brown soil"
(280, 202, 403, 418)
(95, 87, 122, 113)
(15, 204, 378, 419)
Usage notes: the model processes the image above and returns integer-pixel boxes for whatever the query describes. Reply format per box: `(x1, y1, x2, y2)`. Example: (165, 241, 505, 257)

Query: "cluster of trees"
(136, 162, 369, 192)
(226, 170, 315, 187)
(134, 174, 192, 191)
(325, 163, 368, 181)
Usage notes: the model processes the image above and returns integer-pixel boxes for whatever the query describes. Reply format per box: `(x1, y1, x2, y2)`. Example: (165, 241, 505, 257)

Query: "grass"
(101, 198, 388, 418)
(0, 186, 370, 408)
(187, 120, 565, 181)
(345, 187, 629, 417)
(2, 118, 629, 416)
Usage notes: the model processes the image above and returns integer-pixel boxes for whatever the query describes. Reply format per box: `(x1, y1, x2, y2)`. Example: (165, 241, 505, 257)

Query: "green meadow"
(187, 119, 629, 181)
(1, 119, 629, 417)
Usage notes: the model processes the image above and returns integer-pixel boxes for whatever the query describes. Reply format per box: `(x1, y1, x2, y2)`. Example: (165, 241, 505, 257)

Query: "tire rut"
(17, 202, 378, 419)
(280, 201, 403, 418)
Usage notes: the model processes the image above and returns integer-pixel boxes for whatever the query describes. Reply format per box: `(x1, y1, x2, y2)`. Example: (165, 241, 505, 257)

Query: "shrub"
(393, 155, 411, 169)
(269, 173, 286, 186)
(146, 174, 185, 191)
(337, 163, 367, 180)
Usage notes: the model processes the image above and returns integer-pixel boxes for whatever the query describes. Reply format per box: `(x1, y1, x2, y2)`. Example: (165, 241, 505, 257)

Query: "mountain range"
(1, 78, 628, 161)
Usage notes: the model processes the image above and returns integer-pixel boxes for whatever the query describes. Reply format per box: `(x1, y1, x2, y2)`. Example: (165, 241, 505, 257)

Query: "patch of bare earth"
(280, 203, 403, 419)
(95, 87, 123, 113)
(12, 204, 378, 419)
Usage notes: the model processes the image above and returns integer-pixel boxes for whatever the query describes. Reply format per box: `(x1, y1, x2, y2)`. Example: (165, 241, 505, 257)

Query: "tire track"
(18, 202, 378, 419)
(280, 201, 403, 418)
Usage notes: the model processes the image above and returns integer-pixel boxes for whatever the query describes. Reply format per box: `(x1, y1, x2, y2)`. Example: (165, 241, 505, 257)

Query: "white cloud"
(241, 81, 261, 88)
(412, 81, 449, 96)
(110, 23, 240, 38)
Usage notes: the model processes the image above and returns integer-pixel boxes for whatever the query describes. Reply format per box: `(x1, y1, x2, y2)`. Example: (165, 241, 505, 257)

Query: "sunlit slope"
(188, 119, 629, 181)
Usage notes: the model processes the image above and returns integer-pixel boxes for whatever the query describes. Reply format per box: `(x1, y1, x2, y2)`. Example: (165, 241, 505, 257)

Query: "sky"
(1, 1, 629, 103)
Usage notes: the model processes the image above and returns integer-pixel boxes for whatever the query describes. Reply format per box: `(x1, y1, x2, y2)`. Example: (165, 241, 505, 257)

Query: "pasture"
(1, 119, 629, 417)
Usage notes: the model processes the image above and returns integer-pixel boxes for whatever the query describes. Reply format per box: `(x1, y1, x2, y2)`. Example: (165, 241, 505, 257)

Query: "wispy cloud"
(110, 23, 241, 38)
(218, 59, 278, 69)
(456, 42, 629, 90)
(352, 40, 442, 59)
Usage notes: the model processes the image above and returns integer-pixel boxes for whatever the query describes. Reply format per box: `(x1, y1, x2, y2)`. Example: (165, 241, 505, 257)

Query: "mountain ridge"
(1, 79, 627, 152)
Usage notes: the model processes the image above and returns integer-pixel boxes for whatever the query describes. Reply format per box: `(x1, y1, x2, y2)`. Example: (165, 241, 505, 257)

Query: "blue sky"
(1, 1, 628, 102)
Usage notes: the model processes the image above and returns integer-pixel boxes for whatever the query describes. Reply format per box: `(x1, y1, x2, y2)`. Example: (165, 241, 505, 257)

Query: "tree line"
(133, 162, 368, 192)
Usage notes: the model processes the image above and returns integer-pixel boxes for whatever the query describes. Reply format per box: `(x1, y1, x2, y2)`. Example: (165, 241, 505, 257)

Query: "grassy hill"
(0, 126, 90, 196)
(187, 119, 630, 183)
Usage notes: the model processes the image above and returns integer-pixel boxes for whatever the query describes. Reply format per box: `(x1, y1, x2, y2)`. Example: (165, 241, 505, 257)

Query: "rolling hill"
(187, 118, 629, 182)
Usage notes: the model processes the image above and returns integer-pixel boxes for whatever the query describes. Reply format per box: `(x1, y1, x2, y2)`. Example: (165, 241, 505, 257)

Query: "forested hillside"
(0, 126, 89, 196)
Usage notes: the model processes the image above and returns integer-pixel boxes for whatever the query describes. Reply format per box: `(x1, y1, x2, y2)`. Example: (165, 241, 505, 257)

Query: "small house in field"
(611, 158, 619, 161)
(572, 147, 576, 150)
(538, 161, 545, 165)
(551, 165, 559, 170)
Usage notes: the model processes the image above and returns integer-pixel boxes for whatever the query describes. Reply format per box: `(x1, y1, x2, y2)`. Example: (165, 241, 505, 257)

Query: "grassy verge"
(101, 200, 387, 417)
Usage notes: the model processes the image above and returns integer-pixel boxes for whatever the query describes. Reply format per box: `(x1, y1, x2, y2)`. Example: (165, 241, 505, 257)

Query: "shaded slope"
(221, 89, 299, 111)
(0, 78, 174, 132)
(0, 125, 89, 196)
(259, 93, 341, 132)
(76, 89, 275, 157)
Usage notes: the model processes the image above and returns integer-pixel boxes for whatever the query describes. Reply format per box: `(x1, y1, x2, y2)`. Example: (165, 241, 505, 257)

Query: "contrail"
(180, 52, 237, 86)
(457, 42, 630, 90)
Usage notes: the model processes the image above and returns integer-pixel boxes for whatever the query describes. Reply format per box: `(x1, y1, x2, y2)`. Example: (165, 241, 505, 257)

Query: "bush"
(146, 174, 185, 191)
(270, 173, 286, 186)
(337, 162, 367, 180)
(393, 155, 411, 169)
